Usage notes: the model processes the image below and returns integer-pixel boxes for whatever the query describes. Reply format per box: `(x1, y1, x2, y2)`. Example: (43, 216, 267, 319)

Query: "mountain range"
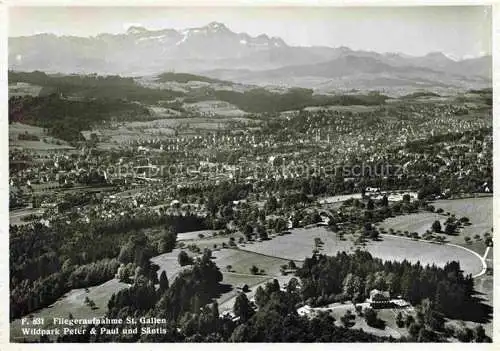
(9, 22, 492, 93)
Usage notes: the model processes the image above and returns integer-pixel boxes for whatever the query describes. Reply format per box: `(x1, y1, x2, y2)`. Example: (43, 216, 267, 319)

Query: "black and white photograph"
(4, 2, 496, 344)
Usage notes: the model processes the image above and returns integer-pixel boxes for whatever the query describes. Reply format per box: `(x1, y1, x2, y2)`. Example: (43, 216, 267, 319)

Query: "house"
(368, 289, 392, 308)
(297, 305, 313, 317)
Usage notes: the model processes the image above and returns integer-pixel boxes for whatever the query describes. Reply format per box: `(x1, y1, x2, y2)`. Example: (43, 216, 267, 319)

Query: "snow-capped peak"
(205, 21, 228, 31)
(127, 26, 148, 35)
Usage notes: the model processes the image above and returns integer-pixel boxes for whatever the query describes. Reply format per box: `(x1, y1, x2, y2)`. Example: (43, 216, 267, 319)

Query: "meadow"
(379, 197, 492, 255)
(9, 122, 74, 150)
(243, 227, 484, 276)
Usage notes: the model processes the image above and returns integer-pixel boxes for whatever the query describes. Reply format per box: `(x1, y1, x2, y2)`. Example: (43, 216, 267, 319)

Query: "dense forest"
(9, 213, 207, 320)
(401, 91, 441, 99)
(9, 71, 184, 103)
(155, 72, 230, 85)
(8, 94, 151, 142)
(206, 88, 389, 113)
(297, 251, 474, 316)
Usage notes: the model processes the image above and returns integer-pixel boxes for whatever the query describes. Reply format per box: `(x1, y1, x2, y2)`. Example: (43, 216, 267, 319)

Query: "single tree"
(159, 270, 169, 293)
(250, 265, 259, 275)
(233, 293, 253, 322)
(432, 220, 442, 233)
(178, 250, 192, 266)
(396, 312, 404, 328)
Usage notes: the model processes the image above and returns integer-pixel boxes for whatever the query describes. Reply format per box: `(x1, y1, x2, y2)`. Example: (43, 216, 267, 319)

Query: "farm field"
(97, 125, 175, 145)
(318, 193, 362, 204)
(242, 227, 484, 276)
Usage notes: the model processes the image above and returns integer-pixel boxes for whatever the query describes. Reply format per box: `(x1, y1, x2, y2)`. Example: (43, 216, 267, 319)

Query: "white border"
(0, 1, 497, 351)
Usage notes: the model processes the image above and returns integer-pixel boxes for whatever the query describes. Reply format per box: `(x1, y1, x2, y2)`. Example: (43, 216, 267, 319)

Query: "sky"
(9, 6, 492, 59)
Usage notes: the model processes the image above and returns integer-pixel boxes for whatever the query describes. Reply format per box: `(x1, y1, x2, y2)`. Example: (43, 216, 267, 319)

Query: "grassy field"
(216, 273, 271, 312)
(178, 232, 248, 251)
(434, 197, 493, 238)
(152, 246, 300, 315)
(151, 248, 191, 280)
(9, 122, 74, 150)
(177, 229, 217, 241)
(184, 100, 248, 117)
(242, 227, 484, 276)
(331, 305, 408, 339)
(301, 302, 412, 339)
(212, 248, 293, 276)
(9, 83, 43, 97)
(378, 197, 492, 255)
(378, 212, 443, 235)
(318, 193, 362, 204)
(10, 278, 129, 341)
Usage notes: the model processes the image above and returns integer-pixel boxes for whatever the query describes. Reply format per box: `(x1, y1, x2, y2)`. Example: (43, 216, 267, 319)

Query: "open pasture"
(434, 197, 493, 238)
(379, 212, 443, 235)
(212, 248, 292, 276)
(243, 227, 483, 276)
(380, 197, 492, 254)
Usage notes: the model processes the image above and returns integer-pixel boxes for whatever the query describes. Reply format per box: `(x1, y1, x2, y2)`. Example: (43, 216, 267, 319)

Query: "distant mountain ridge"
(9, 22, 491, 92)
